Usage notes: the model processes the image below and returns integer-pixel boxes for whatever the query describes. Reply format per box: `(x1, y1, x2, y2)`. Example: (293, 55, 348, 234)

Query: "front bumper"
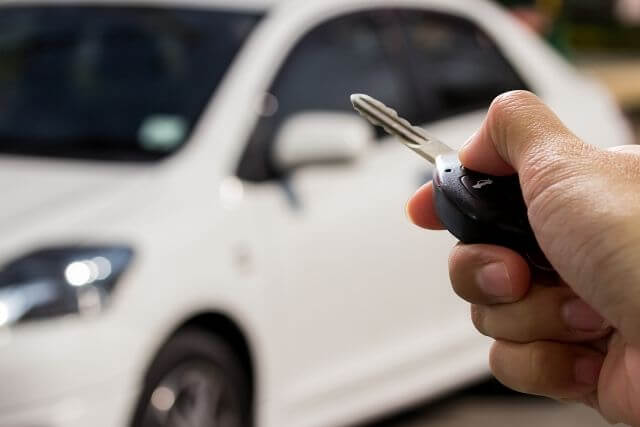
(0, 314, 146, 427)
(0, 377, 136, 427)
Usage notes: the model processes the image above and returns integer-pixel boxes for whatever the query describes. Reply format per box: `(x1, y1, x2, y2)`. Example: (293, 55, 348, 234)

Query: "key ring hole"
(445, 169, 452, 173)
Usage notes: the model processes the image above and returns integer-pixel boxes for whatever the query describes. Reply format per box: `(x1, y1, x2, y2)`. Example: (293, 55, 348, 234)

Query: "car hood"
(0, 157, 152, 233)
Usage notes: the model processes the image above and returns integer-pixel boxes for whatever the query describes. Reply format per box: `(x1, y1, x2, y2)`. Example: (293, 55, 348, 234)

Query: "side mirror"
(273, 112, 374, 172)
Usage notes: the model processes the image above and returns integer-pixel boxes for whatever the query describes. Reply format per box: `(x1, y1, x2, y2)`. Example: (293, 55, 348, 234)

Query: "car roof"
(0, 0, 496, 15)
(0, 0, 278, 11)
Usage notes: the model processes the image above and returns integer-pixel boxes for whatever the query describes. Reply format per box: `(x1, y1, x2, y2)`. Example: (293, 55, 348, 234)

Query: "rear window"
(0, 6, 261, 161)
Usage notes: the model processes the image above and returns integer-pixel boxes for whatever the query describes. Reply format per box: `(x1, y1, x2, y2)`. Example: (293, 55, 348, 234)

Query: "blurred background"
(0, 0, 637, 427)
(500, 0, 640, 138)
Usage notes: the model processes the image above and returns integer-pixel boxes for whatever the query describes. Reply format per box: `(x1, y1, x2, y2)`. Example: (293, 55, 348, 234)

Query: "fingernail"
(562, 299, 606, 332)
(574, 357, 602, 385)
(475, 263, 512, 298)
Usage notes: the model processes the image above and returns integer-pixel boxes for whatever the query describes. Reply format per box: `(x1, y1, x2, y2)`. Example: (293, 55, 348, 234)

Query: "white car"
(0, 0, 631, 426)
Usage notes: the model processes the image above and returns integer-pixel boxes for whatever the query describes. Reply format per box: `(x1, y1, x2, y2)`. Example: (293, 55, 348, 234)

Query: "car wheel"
(131, 328, 252, 427)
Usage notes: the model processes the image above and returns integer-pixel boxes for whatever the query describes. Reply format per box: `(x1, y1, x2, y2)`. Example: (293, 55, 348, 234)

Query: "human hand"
(407, 91, 640, 425)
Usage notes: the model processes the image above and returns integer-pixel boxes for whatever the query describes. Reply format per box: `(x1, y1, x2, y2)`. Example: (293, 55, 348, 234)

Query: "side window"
(237, 10, 417, 182)
(397, 10, 528, 124)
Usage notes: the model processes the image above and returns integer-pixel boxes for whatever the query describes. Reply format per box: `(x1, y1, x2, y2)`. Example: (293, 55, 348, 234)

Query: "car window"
(0, 6, 261, 161)
(397, 9, 528, 124)
(237, 10, 418, 182)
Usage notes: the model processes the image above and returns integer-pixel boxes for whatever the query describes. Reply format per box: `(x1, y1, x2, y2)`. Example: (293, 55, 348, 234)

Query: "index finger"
(407, 181, 445, 230)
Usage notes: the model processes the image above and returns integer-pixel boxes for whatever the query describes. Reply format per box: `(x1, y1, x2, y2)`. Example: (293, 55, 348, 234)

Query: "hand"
(407, 90, 640, 425)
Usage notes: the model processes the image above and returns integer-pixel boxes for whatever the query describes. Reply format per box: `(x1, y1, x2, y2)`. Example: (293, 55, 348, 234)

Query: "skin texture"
(407, 91, 640, 425)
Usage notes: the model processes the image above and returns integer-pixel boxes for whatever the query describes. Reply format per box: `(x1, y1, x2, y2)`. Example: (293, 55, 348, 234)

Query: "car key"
(350, 93, 552, 270)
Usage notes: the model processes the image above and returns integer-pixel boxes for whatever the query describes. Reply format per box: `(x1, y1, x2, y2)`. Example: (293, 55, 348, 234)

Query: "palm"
(588, 332, 640, 424)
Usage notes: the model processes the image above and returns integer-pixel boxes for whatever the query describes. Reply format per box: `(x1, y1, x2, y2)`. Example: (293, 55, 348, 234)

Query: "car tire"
(131, 328, 252, 427)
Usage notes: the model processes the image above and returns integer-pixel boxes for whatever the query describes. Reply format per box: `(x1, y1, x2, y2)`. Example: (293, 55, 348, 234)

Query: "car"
(0, 0, 632, 426)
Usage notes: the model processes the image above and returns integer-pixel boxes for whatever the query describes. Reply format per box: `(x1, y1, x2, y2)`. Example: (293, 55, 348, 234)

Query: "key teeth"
(412, 126, 429, 139)
(352, 93, 432, 144)
(355, 109, 383, 128)
(370, 98, 419, 134)
(357, 95, 405, 130)
(356, 111, 400, 137)
(371, 98, 401, 121)
(382, 125, 398, 137)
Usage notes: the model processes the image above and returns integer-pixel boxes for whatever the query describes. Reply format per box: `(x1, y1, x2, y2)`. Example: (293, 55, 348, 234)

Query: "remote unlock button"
(461, 175, 500, 201)
(461, 175, 523, 204)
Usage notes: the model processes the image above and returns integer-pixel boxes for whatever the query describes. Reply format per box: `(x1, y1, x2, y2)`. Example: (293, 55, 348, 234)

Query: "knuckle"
(521, 155, 590, 216)
(489, 341, 515, 387)
(449, 245, 494, 300)
(447, 248, 461, 281)
(488, 90, 540, 131)
(526, 342, 552, 389)
(488, 341, 504, 375)
(490, 90, 538, 115)
(518, 310, 540, 342)
(448, 244, 473, 272)
(470, 305, 487, 335)
(487, 90, 548, 167)
(517, 288, 565, 341)
(481, 304, 539, 343)
(448, 249, 474, 298)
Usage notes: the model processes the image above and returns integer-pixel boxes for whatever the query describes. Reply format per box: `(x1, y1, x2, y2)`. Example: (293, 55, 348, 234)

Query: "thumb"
(460, 91, 640, 344)
(459, 90, 595, 185)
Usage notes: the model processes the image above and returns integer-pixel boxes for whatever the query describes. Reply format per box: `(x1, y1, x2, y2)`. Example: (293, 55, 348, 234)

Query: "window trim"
(235, 5, 532, 182)
(396, 8, 530, 127)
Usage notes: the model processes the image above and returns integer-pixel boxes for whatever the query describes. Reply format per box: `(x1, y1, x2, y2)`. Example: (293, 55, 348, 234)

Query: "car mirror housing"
(273, 112, 374, 172)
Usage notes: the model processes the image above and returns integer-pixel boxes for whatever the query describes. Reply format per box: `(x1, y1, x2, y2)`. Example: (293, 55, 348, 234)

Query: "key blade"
(350, 93, 454, 164)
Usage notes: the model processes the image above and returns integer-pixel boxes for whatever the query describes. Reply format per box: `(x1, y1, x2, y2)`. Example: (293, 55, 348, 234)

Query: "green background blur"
(497, 0, 640, 55)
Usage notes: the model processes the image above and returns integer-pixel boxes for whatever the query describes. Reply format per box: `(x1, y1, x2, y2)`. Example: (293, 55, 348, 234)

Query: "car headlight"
(0, 246, 134, 327)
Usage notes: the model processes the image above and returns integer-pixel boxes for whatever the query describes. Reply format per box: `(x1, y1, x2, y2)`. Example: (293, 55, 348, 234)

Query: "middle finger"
(471, 285, 611, 343)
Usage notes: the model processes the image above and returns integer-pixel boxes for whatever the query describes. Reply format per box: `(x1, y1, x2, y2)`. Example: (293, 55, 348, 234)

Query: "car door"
(237, 7, 529, 406)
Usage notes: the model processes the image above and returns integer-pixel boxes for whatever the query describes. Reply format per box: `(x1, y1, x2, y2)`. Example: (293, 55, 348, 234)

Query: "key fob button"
(459, 174, 529, 233)
(461, 175, 501, 202)
(461, 175, 523, 204)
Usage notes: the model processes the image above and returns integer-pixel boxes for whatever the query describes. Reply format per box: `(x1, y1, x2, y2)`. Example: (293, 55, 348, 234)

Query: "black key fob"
(433, 153, 552, 271)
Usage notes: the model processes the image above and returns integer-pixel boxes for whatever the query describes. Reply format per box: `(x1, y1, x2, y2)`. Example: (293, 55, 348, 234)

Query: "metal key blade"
(350, 93, 454, 164)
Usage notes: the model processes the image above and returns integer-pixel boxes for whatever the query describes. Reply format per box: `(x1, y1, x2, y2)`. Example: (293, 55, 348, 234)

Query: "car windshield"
(0, 6, 261, 161)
